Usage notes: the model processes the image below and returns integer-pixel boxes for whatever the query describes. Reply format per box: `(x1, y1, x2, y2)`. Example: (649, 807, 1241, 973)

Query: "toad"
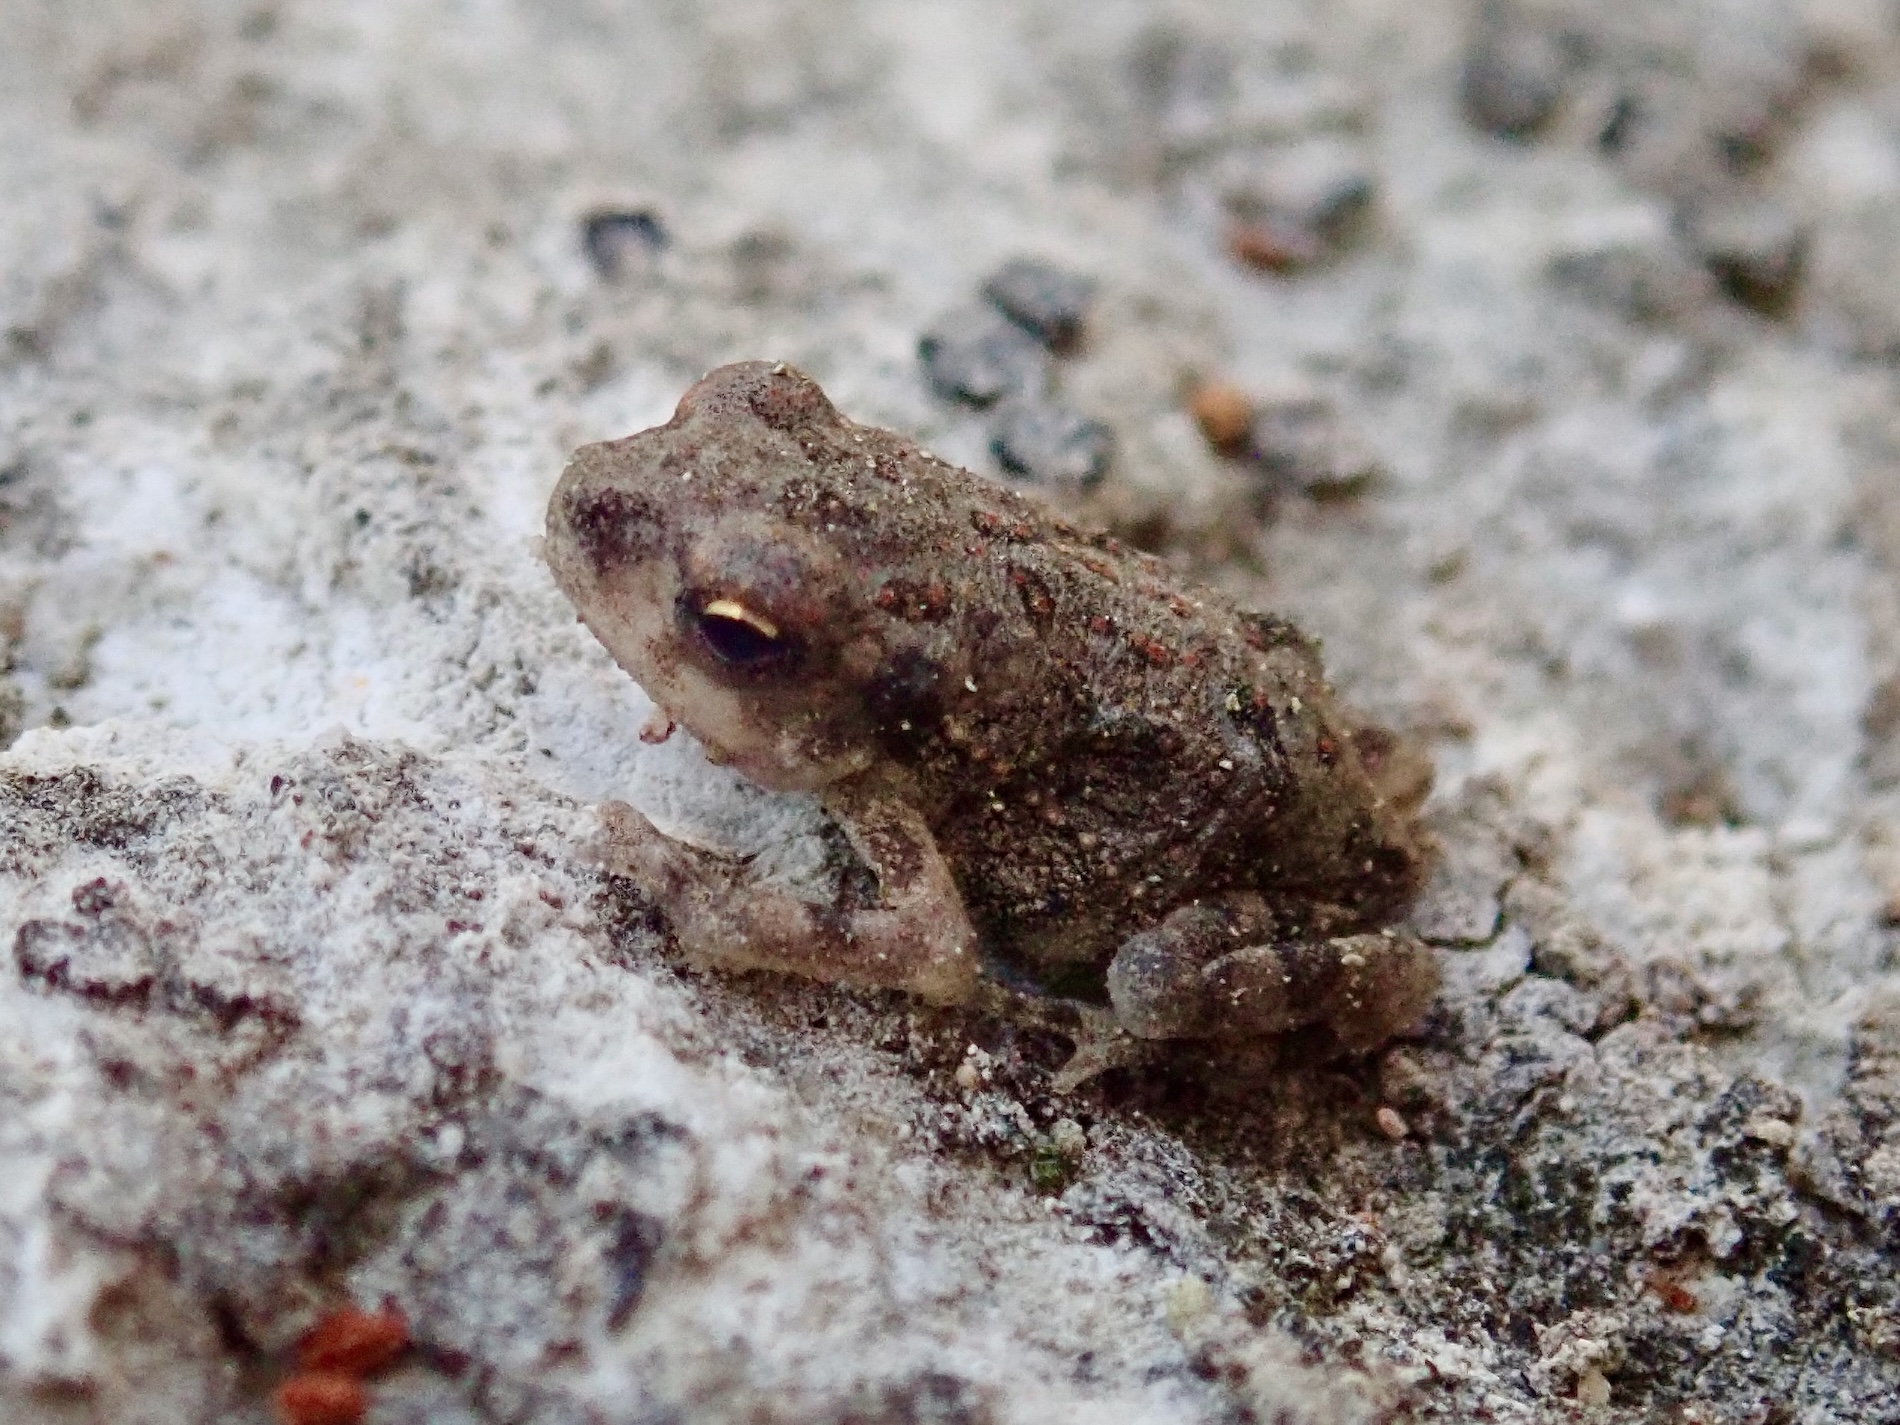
(545, 361, 1437, 1084)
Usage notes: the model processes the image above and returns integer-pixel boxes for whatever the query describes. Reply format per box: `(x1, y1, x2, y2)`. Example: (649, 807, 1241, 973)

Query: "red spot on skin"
(297, 1305, 410, 1376)
(274, 1374, 367, 1425)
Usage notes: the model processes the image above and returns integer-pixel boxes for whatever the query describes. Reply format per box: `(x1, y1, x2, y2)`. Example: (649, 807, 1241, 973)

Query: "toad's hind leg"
(967, 973, 1160, 1092)
(1105, 895, 1439, 1052)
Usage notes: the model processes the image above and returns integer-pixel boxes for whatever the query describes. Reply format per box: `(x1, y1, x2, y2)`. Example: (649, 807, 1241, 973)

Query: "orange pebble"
(296, 1305, 409, 1377)
(274, 1372, 367, 1425)
(1187, 382, 1255, 453)
(1647, 1275, 1699, 1314)
(1228, 219, 1321, 274)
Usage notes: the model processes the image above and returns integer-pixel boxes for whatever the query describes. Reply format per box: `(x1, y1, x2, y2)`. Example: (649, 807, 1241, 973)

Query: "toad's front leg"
(597, 793, 979, 1004)
(1104, 893, 1440, 1052)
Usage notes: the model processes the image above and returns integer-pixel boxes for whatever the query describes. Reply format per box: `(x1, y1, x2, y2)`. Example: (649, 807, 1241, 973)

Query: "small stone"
(1250, 397, 1381, 499)
(1681, 199, 1807, 316)
(1375, 1106, 1410, 1140)
(1645, 1273, 1700, 1314)
(953, 1060, 981, 1092)
(1164, 1275, 1214, 1334)
(1575, 1368, 1612, 1407)
(274, 1373, 368, 1425)
(296, 1306, 409, 1377)
(1740, 1114, 1796, 1149)
(989, 400, 1113, 489)
(919, 306, 1050, 407)
(1461, 0, 1570, 140)
(1187, 381, 1255, 453)
(1048, 1117, 1088, 1160)
(982, 258, 1095, 351)
(1228, 219, 1322, 274)
(581, 208, 668, 278)
(1221, 143, 1375, 272)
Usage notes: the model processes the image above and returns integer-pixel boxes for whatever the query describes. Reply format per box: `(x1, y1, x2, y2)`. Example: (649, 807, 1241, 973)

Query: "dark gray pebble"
(581, 208, 669, 278)
(1461, 0, 1570, 140)
(1221, 144, 1377, 270)
(982, 258, 1096, 350)
(1680, 199, 1807, 316)
(919, 306, 1050, 407)
(989, 400, 1113, 489)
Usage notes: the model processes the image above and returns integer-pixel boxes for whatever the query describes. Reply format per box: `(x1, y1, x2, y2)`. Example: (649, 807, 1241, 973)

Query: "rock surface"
(4, 1, 1900, 1422)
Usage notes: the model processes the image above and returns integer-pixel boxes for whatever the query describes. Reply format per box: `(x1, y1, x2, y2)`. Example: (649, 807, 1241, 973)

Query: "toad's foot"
(968, 974, 1159, 1091)
(1104, 894, 1439, 1052)
(595, 800, 978, 1003)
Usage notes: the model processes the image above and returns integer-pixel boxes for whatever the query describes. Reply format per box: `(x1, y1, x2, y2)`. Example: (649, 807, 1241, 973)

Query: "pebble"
(1048, 1117, 1088, 1160)
(1228, 220, 1323, 274)
(274, 1374, 367, 1425)
(580, 208, 668, 279)
(1222, 143, 1376, 272)
(983, 258, 1096, 351)
(296, 1306, 410, 1376)
(1680, 198, 1807, 316)
(1250, 397, 1381, 498)
(1574, 1368, 1612, 1407)
(1187, 381, 1254, 453)
(1163, 1274, 1215, 1334)
(1461, 0, 1570, 139)
(989, 399, 1113, 489)
(919, 305, 1050, 407)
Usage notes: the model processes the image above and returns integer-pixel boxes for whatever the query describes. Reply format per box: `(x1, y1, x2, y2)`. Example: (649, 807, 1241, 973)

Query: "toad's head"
(546, 361, 913, 792)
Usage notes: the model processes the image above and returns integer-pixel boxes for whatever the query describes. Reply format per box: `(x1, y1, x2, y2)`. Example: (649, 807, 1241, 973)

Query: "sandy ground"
(4, 1, 1900, 1420)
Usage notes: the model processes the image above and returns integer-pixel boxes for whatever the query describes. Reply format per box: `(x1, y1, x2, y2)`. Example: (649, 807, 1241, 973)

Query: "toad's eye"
(686, 596, 797, 670)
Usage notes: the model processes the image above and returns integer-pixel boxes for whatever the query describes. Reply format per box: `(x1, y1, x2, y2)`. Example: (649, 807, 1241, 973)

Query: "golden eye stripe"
(700, 599, 780, 640)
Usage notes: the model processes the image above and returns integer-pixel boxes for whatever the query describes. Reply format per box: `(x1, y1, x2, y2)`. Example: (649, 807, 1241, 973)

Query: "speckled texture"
(545, 360, 1435, 1059)
(5, 1, 1900, 1422)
